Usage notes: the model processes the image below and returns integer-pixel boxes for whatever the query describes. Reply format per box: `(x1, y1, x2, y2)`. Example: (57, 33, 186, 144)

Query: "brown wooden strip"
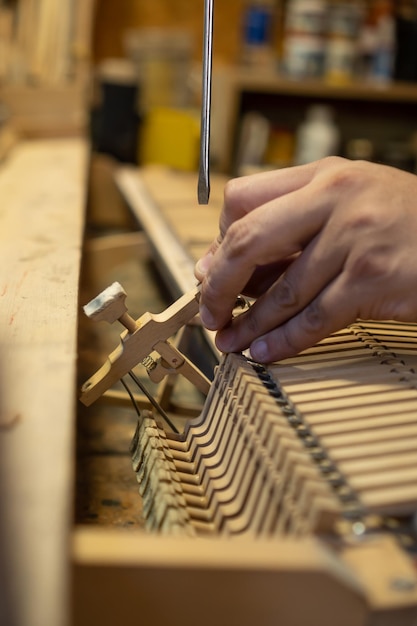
(297, 388, 417, 414)
(339, 451, 417, 476)
(285, 380, 407, 403)
(301, 398, 417, 423)
(328, 437, 417, 462)
(313, 411, 417, 437)
(322, 423, 417, 448)
(360, 484, 417, 516)
(350, 466, 417, 491)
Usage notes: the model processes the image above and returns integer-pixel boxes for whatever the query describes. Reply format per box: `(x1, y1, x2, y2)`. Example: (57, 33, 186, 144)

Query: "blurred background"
(2, 0, 417, 176)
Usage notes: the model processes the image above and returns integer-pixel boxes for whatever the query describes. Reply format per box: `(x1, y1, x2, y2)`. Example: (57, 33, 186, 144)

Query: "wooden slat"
(72, 528, 368, 626)
(0, 139, 88, 626)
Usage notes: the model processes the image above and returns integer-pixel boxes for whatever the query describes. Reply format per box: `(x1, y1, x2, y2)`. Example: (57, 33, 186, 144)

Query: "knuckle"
(346, 248, 387, 282)
(223, 178, 248, 219)
(271, 275, 299, 309)
(224, 174, 265, 222)
(243, 308, 262, 336)
(318, 158, 370, 197)
(223, 177, 241, 206)
(278, 301, 326, 357)
(327, 168, 358, 194)
(345, 211, 378, 234)
(318, 155, 346, 170)
(220, 178, 245, 236)
(302, 300, 326, 333)
(223, 219, 254, 260)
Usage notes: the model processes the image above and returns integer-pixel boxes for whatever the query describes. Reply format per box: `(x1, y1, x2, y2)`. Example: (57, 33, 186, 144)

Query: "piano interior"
(73, 163, 417, 626)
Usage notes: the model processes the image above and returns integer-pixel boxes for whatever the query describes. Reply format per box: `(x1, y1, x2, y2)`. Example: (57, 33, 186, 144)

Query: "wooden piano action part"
(76, 166, 417, 626)
(2, 151, 417, 626)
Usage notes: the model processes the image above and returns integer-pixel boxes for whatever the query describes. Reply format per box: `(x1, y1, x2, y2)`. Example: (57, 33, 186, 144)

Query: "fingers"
(199, 179, 332, 331)
(214, 227, 346, 354)
(195, 158, 417, 362)
(194, 162, 320, 283)
(236, 232, 417, 363)
(247, 269, 359, 363)
(219, 161, 320, 232)
(195, 232, 223, 281)
(240, 256, 297, 298)
(247, 249, 417, 363)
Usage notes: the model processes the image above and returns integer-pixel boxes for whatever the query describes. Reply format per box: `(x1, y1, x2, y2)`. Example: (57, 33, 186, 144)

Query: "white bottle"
(295, 104, 340, 165)
(283, 0, 328, 79)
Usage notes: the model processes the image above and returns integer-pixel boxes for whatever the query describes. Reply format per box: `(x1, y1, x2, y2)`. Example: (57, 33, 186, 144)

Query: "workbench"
(0, 138, 88, 626)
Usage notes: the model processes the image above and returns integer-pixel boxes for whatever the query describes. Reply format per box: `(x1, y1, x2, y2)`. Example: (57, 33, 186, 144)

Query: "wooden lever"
(80, 284, 206, 406)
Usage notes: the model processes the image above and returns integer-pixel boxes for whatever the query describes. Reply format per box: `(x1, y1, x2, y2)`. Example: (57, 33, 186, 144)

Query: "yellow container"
(140, 107, 200, 171)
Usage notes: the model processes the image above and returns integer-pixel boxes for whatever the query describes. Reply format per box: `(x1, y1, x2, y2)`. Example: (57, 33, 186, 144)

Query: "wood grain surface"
(0, 139, 88, 626)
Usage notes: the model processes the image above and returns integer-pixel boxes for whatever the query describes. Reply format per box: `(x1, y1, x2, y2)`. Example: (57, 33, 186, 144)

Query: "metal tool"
(198, 0, 214, 205)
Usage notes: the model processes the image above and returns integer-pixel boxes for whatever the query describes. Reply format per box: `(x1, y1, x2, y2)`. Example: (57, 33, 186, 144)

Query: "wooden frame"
(71, 529, 417, 626)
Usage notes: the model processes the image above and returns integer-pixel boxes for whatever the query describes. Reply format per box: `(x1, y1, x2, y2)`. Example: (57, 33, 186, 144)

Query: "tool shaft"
(198, 0, 214, 205)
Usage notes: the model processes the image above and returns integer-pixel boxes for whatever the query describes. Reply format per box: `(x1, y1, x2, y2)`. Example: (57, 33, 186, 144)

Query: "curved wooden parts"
(80, 286, 204, 405)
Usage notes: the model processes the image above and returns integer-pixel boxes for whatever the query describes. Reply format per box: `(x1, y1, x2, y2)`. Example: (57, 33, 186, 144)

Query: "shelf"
(212, 66, 417, 173)
(225, 67, 417, 103)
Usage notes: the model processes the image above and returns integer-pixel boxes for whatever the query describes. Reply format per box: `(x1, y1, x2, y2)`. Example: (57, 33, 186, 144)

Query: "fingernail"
(250, 339, 269, 363)
(195, 252, 213, 277)
(199, 304, 216, 330)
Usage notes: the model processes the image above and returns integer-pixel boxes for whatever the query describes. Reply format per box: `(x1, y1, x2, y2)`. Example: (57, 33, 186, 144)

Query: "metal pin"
(127, 371, 179, 434)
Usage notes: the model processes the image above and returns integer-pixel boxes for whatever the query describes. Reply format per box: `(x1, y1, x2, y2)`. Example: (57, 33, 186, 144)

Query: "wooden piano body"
(1, 148, 417, 626)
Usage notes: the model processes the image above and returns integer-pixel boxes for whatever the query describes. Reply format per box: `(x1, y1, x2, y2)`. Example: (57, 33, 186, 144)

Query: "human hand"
(195, 157, 417, 362)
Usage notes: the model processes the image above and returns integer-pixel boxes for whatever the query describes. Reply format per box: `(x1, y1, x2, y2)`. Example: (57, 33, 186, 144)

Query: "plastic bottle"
(282, 0, 328, 79)
(372, 0, 395, 82)
(324, 2, 363, 85)
(295, 104, 340, 165)
(358, 0, 395, 82)
(241, 0, 277, 68)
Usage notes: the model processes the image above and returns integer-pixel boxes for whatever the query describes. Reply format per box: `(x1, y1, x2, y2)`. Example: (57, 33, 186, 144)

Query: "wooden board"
(72, 528, 368, 626)
(0, 139, 88, 626)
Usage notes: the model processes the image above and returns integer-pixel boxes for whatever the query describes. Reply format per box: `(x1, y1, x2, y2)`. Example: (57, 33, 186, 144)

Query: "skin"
(195, 156, 417, 363)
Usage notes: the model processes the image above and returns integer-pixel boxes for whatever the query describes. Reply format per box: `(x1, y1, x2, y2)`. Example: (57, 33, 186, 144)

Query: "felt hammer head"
(83, 282, 127, 324)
